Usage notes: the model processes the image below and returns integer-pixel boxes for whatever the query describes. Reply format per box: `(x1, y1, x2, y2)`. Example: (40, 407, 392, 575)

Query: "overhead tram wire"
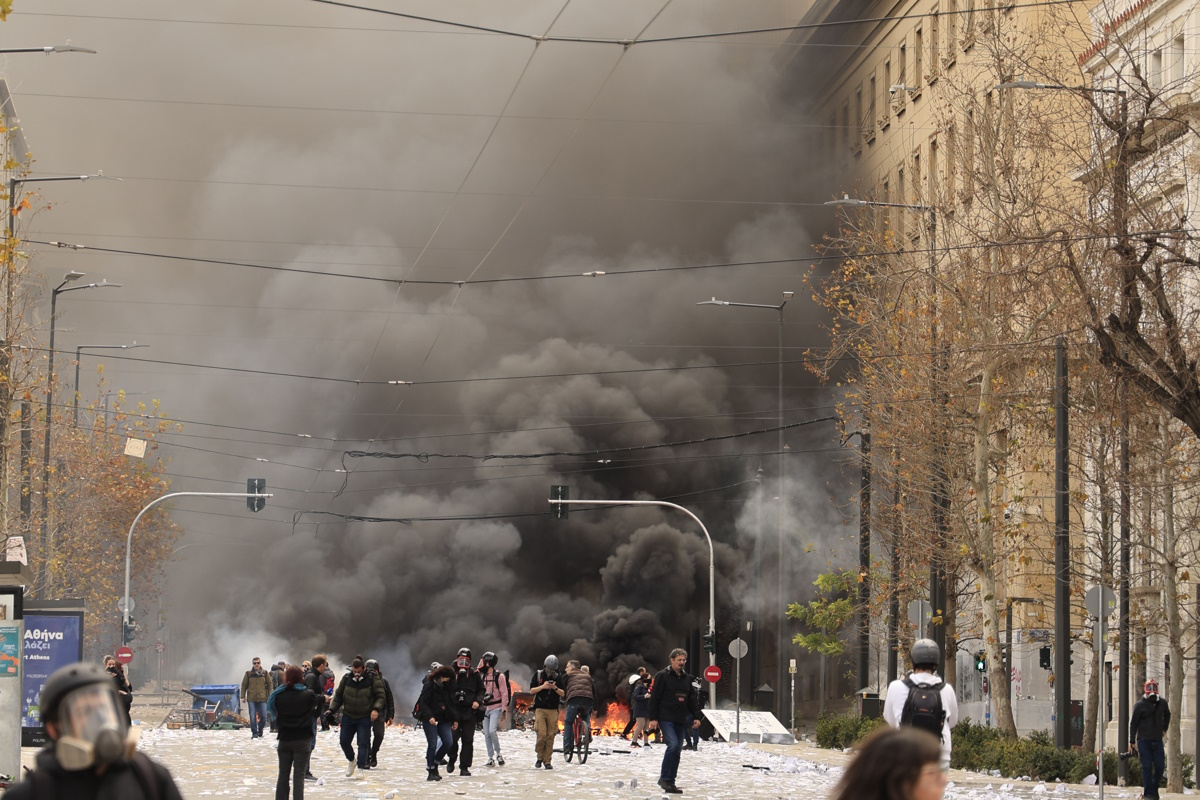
(311, 0, 1088, 45)
(29, 227, 1190, 291)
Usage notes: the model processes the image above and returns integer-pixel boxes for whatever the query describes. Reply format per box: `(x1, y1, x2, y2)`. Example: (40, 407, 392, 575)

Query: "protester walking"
(268, 665, 317, 800)
(418, 665, 457, 781)
(365, 659, 394, 769)
(1130, 679, 1171, 800)
(828, 726, 947, 800)
(241, 657, 275, 739)
(622, 668, 648, 740)
(531, 654, 566, 769)
(268, 662, 286, 733)
(327, 657, 384, 777)
(648, 648, 701, 794)
(629, 672, 651, 747)
(104, 655, 134, 727)
(479, 652, 510, 767)
(301, 655, 330, 780)
(883, 639, 959, 769)
(447, 648, 485, 776)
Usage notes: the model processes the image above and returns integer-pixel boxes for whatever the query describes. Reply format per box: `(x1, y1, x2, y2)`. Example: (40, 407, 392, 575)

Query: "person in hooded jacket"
(301, 654, 331, 779)
(446, 647, 486, 776)
(479, 651, 510, 767)
(327, 657, 384, 778)
(364, 658, 394, 769)
(5, 662, 184, 800)
(268, 665, 318, 800)
(1130, 679, 1172, 800)
(418, 665, 457, 781)
(629, 672, 652, 747)
(104, 655, 134, 727)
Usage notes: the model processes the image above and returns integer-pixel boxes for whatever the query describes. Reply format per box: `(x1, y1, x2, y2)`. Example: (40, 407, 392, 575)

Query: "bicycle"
(563, 710, 590, 764)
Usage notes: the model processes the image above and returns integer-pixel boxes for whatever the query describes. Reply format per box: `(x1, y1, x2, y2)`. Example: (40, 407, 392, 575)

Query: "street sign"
(703, 665, 722, 683)
(728, 638, 749, 659)
(116, 597, 135, 614)
(1085, 585, 1117, 618)
(155, 641, 165, 654)
(907, 599, 931, 629)
(115, 646, 133, 665)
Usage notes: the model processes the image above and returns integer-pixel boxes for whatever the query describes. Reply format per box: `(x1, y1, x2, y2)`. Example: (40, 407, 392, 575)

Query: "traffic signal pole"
(550, 495, 717, 710)
(123, 490, 271, 661)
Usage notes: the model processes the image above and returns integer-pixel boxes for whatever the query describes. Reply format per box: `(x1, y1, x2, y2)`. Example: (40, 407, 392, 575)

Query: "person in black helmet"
(882, 638, 959, 769)
(5, 662, 184, 800)
(479, 651, 509, 767)
(364, 658, 394, 769)
(446, 647, 485, 776)
(531, 654, 566, 769)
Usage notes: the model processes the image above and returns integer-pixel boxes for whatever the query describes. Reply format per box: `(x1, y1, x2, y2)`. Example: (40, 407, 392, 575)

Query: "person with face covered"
(103, 655, 133, 727)
(364, 658, 394, 769)
(531, 654, 566, 769)
(479, 651, 510, 767)
(327, 657, 384, 777)
(417, 665, 457, 781)
(5, 662, 184, 799)
(446, 647, 486, 776)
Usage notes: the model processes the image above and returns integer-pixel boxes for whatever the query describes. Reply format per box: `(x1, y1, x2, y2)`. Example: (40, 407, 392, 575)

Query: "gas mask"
(455, 655, 471, 671)
(54, 683, 137, 771)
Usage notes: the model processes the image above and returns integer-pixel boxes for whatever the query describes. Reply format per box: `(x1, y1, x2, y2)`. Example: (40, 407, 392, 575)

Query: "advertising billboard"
(22, 612, 84, 746)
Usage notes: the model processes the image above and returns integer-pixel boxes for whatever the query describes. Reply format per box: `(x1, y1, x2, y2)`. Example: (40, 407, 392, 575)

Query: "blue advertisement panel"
(22, 612, 84, 746)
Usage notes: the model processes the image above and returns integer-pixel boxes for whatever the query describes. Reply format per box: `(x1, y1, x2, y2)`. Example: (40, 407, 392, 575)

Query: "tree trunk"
(944, 586, 958, 690)
(1160, 426, 1183, 793)
(1084, 618, 1099, 751)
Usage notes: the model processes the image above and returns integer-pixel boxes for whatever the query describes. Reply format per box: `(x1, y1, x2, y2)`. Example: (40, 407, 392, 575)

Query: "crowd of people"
(7, 636, 1176, 800)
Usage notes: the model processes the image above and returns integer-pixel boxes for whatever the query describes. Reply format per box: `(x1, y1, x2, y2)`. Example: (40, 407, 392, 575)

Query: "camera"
(1118, 750, 1135, 761)
(483, 693, 495, 705)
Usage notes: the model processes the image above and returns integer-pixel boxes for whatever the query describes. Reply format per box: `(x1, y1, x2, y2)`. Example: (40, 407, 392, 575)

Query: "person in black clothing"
(647, 648, 702, 795)
(621, 667, 648, 739)
(5, 662, 184, 800)
(269, 665, 318, 800)
(365, 659, 394, 768)
(418, 665, 457, 781)
(268, 662, 286, 733)
(447, 647, 486, 776)
(104, 655, 134, 727)
(301, 654, 330, 780)
(1130, 679, 1171, 800)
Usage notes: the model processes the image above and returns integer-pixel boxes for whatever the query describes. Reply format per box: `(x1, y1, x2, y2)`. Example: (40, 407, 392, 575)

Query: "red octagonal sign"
(703, 665, 722, 683)
(115, 646, 133, 665)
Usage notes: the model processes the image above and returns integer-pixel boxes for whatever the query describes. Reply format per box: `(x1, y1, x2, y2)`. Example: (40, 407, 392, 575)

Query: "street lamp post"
(73, 343, 148, 424)
(40, 272, 122, 595)
(5, 173, 119, 341)
(995, 75, 1128, 755)
(0, 44, 96, 55)
(698, 292, 791, 717)
(825, 194, 947, 674)
(549, 497, 719, 711)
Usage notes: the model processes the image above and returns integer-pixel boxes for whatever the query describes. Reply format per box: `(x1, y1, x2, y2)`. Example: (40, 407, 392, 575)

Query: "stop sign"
(703, 665, 722, 683)
(115, 646, 133, 664)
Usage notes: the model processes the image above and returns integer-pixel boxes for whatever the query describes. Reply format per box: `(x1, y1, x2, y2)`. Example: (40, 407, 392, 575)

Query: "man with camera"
(447, 647, 485, 776)
(1129, 679, 1171, 800)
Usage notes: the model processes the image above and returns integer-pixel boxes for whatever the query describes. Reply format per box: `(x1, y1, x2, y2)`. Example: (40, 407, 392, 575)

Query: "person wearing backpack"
(4, 662, 184, 800)
(882, 638, 959, 768)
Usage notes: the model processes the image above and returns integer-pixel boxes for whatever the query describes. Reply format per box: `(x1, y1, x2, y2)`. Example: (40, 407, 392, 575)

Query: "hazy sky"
(0, 1, 859, 688)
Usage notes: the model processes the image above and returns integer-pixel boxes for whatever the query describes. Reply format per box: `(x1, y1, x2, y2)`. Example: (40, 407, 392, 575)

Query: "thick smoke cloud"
(2, 1, 856, 705)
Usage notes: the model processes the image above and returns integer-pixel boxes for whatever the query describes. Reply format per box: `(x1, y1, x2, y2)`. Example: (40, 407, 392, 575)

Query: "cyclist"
(561, 661, 595, 759)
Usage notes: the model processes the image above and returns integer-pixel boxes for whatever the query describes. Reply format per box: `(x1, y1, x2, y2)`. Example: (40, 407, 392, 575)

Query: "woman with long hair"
(268, 664, 318, 800)
(830, 726, 948, 800)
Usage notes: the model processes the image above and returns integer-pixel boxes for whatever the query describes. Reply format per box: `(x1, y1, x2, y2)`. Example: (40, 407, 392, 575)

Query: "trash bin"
(188, 684, 240, 717)
(858, 690, 882, 720)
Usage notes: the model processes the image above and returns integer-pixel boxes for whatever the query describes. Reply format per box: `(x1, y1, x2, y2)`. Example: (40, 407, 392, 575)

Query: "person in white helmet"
(883, 638, 959, 769)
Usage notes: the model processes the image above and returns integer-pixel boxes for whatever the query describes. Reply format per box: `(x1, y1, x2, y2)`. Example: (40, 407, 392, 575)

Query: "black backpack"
(900, 676, 946, 741)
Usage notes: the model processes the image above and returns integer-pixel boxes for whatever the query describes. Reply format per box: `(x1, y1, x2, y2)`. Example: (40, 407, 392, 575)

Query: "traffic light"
(247, 478, 266, 512)
(123, 620, 139, 644)
(1001, 646, 1008, 671)
(1039, 646, 1052, 670)
(702, 628, 716, 654)
(974, 652, 986, 672)
(550, 485, 569, 519)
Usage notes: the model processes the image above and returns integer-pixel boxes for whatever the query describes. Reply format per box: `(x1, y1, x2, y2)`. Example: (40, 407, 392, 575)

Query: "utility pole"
(858, 431, 871, 690)
(1118, 373, 1131, 781)
(1054, 337, 1071, 748)
(887, 447, 901, 683)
